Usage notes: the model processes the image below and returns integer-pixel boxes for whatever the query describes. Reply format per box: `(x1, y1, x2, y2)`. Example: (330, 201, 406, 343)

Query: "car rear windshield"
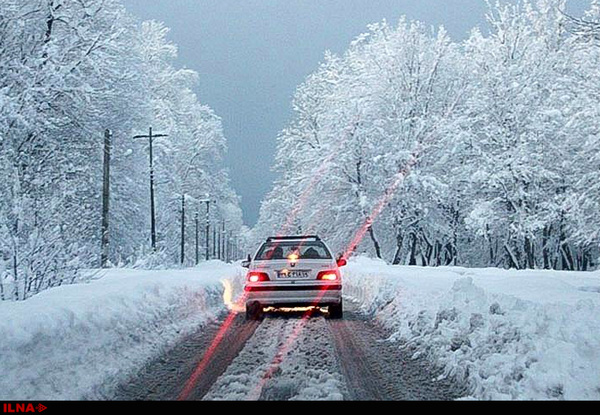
(255, 241, 332, 260)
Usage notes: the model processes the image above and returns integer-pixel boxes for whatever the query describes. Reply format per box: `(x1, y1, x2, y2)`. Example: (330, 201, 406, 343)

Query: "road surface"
(113, 301, 465, 400)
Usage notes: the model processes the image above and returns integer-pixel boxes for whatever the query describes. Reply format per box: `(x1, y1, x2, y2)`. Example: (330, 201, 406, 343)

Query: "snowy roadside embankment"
(343, 256, 600, 400)
(0, 261, 244, 400)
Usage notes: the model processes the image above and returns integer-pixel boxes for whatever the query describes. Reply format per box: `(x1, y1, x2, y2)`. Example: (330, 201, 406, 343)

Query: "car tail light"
(317, 270, 339, 281)
(247, 271, 270, 283)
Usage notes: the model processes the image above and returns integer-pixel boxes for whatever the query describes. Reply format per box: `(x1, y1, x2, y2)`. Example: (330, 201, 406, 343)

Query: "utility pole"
(195, 211, 199, 265)
(217, 223, 221, 260)
(224, 231, 228, 263)
(225, 230, 230, 263)
(221, 220, 226, 262)
(232, 236, 237, 262)
(134, 127, 168, 252)
(205, 200, 210, 261)
(100, 129, 111, 268)
(180, 193, 185, 265)
(198, 196, 215, 261)
(212, 226, 216, 258)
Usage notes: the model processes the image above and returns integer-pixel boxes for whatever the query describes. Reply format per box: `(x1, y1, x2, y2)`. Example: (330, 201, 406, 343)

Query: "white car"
(242, 235, 346, 320)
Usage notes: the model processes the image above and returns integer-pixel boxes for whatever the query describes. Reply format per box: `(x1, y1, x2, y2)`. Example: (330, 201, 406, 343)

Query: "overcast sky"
(121, 0, 589, 226)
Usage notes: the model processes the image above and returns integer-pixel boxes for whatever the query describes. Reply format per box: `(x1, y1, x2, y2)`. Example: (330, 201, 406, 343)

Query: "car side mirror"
(336, 257, 347, 267)
(241, 254, 251, 268)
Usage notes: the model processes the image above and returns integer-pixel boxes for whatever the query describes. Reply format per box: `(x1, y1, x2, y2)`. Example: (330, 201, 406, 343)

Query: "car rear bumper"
(244, 283, 342, 307)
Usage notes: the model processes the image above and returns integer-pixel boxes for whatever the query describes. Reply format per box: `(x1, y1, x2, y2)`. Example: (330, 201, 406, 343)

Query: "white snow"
(343, 256, 600, 400)
(1, 257, 599, 400)
(203, 316, 346, 401)
(0, 261, 244, 400)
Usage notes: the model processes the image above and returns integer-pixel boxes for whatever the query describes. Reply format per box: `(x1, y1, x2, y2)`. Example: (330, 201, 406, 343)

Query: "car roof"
(265, 235, 321, 243)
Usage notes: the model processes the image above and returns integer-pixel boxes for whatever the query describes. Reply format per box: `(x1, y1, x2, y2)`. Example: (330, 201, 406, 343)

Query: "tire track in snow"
(328, 316, 385, 400)
(327, 302, 466, 400)
(113, 303, 464, 401)
(258, 313, 348, 401)
(112, 312, 260, 400)
(203, 312, 348, 401)
(202, 317, 288, 400)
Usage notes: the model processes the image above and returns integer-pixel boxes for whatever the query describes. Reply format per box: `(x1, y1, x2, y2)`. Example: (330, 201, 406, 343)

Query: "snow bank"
(3, 256, 598, 401)
(0, 261, 244, 400)
(343, 256, 600, 400)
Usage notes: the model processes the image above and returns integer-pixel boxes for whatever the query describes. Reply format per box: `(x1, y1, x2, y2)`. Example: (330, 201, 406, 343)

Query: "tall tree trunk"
(542, 225, 552, 270)
(559, 221, 573, 271)
(409, 232, 418, 266)
(583, 248, 593, 271)
(560, 243, 574, 270)
(434, 241, 442, 266)
(12, 218, 19, 300)
(449, 206, 460, 266)
(486, 225, 495, 265)
(504, 240, 520, 269)
(524, 236, 535, 269)
(100, 129, 111, 268)
(180, 194, 185, 265)
(392, 232, 404, 265)
(420, 232, 433, 266)
(367, 224, 382, 259)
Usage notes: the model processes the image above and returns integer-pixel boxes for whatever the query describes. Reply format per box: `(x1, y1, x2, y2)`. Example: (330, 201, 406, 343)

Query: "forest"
(2, 0, 600, 301)
(253, 0, 600, 271)
(0, 0, 244, 300)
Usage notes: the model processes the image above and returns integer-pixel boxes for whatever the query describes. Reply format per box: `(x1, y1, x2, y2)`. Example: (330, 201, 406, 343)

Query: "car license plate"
(277, 270, 310, 279)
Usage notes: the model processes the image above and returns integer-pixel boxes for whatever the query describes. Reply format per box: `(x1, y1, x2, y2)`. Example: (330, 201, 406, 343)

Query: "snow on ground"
(203, 316, 346, 401)
(2, 256, 599, 400)
(343, 256, 600, 400)
(0, 261, 244, 400)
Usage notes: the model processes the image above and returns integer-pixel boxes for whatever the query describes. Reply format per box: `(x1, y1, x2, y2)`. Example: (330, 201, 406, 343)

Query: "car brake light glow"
(247, 272, 270, 283)
(317, 270, 339, 281)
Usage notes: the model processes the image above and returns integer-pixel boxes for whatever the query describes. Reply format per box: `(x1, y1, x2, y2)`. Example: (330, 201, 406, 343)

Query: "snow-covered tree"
(0, 1, 243, 299)
(255, 0, 600, 270)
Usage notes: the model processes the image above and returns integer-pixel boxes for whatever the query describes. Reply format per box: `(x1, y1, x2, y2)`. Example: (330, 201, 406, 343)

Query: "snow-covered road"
(115, 303, 462, 401)
(202, 314, 348, 400)
(1, 257, 599, 400)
